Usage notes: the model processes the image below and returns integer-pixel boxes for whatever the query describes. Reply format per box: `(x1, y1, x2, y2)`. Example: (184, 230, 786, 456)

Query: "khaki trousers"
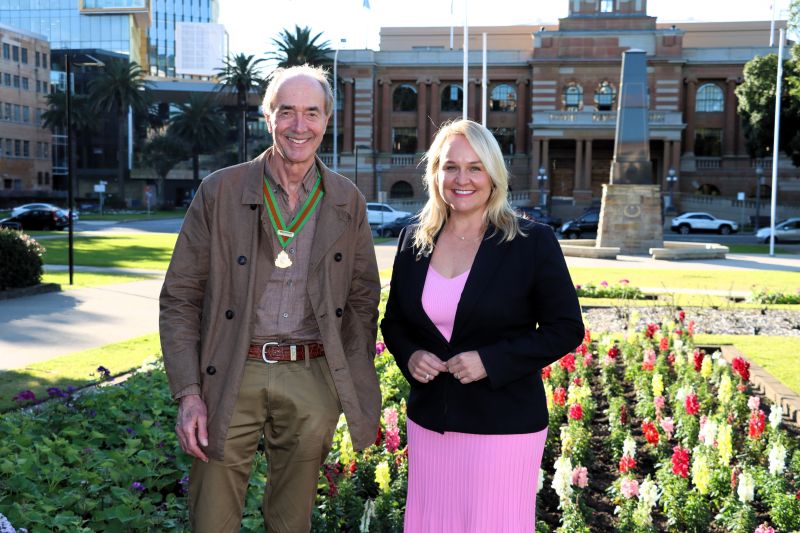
(188, 357, 341, 533)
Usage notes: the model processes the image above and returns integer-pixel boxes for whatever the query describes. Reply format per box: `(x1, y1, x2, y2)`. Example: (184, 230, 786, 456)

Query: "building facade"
(0, 23, 51, 192)
(330, 0, 799, 210)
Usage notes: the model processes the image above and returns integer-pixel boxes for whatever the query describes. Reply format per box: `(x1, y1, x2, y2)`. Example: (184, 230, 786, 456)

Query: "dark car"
(376, 214, 415, 237)
(515, 206, 562, 230)
(0, 207, 69, 231)
(559, 208, 600, 239)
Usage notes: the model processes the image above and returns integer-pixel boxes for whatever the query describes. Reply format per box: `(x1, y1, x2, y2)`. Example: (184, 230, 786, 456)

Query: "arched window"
(594, 81, 616, 111)
(441, 84, 463, 112)
(490, 84, 516, 112)
(390, 180, 414, 199)
(563, 83, 583, 111)
(393, 84, 417, 112)
(695, 83, 724, 112)
(599, 0, 615, 12)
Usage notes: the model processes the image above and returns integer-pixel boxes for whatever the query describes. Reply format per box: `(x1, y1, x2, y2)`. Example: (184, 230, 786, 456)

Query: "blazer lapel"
(309, 159, 350, 273)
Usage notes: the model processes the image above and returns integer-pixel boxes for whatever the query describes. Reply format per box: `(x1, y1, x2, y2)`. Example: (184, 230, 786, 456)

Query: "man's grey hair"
(262, 64, 334, 118)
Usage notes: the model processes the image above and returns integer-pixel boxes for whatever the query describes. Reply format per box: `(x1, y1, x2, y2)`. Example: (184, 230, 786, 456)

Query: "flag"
(363, 0, 370, 8)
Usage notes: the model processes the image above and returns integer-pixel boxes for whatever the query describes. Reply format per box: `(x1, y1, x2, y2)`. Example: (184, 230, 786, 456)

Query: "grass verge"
(0, 333, 161, 412)
(41, 233, 177, 270)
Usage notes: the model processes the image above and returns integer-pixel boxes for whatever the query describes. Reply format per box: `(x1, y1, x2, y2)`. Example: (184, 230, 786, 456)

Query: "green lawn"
(78, 209, 187, 221)
(726, 244, 797, 254)
(0, 333, 161, 412)
(41, 271, 158, 288)
(42, 233, 177, 270)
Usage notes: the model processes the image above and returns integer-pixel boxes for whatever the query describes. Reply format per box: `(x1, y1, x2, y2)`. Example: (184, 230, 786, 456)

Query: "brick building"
(330, 0, 798, 211)
(0, 23, 51, 192)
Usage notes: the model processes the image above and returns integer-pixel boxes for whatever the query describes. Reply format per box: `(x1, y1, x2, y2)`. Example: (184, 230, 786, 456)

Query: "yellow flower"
(700, 357, 713, 378)
(718, 374, 733, 405)
(691, 452, 711, 494)
(375, 460, 391, 493)
(339, 430, 354, 467)
(544, 383, 554, 409)
(652, 373, 664, 398)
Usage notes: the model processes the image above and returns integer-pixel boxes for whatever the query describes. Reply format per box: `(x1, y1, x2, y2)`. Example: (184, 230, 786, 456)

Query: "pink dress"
(404, 266, 548, 533)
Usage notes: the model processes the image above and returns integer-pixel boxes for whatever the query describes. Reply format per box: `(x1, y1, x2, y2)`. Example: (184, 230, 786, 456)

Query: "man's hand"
(447, 351, 487, 384)
(408, 350, 448, 383)
(176, 394, 209, 462)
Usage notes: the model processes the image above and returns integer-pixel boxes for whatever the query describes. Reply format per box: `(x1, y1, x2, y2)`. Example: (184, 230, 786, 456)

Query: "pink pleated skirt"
(404, 418, 548, 533)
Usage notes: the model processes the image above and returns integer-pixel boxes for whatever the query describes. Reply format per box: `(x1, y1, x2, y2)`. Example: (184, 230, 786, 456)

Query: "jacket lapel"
(240, 151, 276, 260)
(309, 158, 351, 273)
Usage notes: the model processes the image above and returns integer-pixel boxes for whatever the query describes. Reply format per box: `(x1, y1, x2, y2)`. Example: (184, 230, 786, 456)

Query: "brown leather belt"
(247, 342, 325, 363)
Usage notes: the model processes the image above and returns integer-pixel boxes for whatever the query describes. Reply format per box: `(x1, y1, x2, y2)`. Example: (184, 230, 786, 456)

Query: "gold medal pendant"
(275, 250, 292, 269)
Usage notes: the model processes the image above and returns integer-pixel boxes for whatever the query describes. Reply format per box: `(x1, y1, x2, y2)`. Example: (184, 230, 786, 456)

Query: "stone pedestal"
(596, 184, 663, 254)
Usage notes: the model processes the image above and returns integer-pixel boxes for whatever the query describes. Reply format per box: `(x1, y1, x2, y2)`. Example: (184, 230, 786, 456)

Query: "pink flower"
(541, 365, 552, 380)
(553, 386, 567, 406)
(684, 392, 700, 416)
(687, 320, 695, 335)
(619, 279, 629, 285)
(641, 349, 656, 371)
(749, 409, 766, 439)
(383, 407, 398, 427)
(375, 341, 386, 355)
(600, 280, 609, 287)
(747, 395, 760, 411)
(571, 466, 589, 488)
(568, 403, 584, 421)
(660, 417, 675, 437)
(583, 352, 593, 366)
(654, 395, 666, 410)
(619, 455, 636, 474)
(383, 407, 401, 453)
(755, 524, 775, 533)
(659, 336, 670, 352)
(620, 477, 639, 498)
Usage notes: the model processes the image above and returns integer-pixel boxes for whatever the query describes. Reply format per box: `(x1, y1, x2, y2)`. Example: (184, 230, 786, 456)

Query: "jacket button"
(250, 204, 257, 210)
(206, 365, 216, 375)
(335, 308, 343, 317)
(334, 252, 342, 262)
(237, 255, 247, 265)
(225, 309, 234, 319)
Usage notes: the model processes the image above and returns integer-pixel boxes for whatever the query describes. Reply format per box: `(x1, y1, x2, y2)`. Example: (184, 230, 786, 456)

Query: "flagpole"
(462, 0, 468, 120)
(769, 27, 784, 256)
(450, 0, 454, 50)
(481, 32, 487, 126)
(769, 1, 777, 47)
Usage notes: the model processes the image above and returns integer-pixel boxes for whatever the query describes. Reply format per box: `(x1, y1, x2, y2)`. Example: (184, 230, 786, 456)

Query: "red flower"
(693, 350, 704, 372)
(668, 352, 676, 366)
(620, 404, 628, 425)
(349, 460, 357, 474)
(684, 393, 700, 416)
(584, 329, 592, 344)
(619, 455, 636, 473)
(559, 353, 576, 373)
(572, 376, 583, 386)
(607, 346, 620, 359)
(645, 323, 659, 338)
(671, 446, 690, 478)
(641, 420, 660, 445)
(730, 469, 738, 490)
(575, 343, 587, 356)
(678, 310, 686, 322)
(687, 320, 695, 336)
(659, 336, 669, 352)
(732, 356, 750, 382)
(568, 403, 583, 420)
(374, 427, 383, 447)
(541, 365, 552, 380)
(748, 409, 766, 439)
(796, 489, 800, 501)
(553, 386, 567, 406)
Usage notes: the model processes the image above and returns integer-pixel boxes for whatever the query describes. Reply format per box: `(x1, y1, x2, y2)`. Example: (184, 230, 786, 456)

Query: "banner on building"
(175, 22, 226, 76)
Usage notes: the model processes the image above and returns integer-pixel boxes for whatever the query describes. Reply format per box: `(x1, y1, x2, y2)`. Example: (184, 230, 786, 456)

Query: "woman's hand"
(447, 351, 487, 384)
(408, 350, 448, 383)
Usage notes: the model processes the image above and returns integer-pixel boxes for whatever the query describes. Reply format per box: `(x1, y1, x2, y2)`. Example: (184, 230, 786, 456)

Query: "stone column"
(429, 79, 440, 144)
(470, 78, 480, 120)
(583, 139, 593, 190)
(724, 77, 738, 156)
(662, 140, 671, 186)
(542, 139, 550, 175)
(671, 141, 682, 188)
(515, 77, 528, 156)
(531, 138, 541, 190)
(379, 77, 392, 153)
(684, 77, 697, 155)
(416, 77, 429, 153)
(343, 78, 354, 153)
(574, 139, 584, 194)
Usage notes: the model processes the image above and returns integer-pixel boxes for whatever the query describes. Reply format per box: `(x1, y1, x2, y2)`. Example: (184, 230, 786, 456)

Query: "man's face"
(266, 75, 329, 167)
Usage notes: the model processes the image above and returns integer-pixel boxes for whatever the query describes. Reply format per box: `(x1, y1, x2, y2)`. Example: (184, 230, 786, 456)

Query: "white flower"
(768, 404, 783, 429)
(623, 435, 637, 459)
(768, 443, 787, 475)
(673, 339, 684, 352)
(552, 456, 574, 500)
(638, 478, 660, 509)
(698, 419, 717, 447)
(537, 467, 544, 494)
(737, 472, 755, 503)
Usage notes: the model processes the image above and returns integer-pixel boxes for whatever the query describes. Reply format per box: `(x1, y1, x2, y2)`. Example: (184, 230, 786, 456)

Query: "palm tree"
(88, 60, 151, 204)
(168, 93, 227, 185)
(140, 132, 190, 208)
(269, 25, 331, 68)
(217, 53, 265, 163)
(42, 91, 97, 196)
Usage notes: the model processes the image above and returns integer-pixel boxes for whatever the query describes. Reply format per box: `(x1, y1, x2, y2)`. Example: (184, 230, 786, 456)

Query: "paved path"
(1, 241, 798, 372)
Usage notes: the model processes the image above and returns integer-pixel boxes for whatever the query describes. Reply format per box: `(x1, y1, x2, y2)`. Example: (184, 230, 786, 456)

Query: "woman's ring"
(455, 372, 460, 379)
(425, 373, 431, 381)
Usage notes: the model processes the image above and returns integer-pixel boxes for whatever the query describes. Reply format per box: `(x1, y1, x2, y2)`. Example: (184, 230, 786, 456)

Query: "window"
(4, 139, 10, 156)
(599, 0, 614, 12)
(14, 140, 21, 157)
(22, 106, 29, 123)
(490, 84, 517, 112)
(695, 128, 722, 157)
(12, 75, 19, 88)
(594, 81, 616, 111)
(392, 127, 417, 154)
(23, 141, 29, 158)
(563, 83, 583, 111)
(696, 83, 724, 112)
(22, 77, 28, 91)
(35, 51, 40, 67)
(12, 105, 19, 122)
(390, 180, 414, 199)
(37, 172, 43, 185)
(441, 84, 463, 112)
(2, 44, 9, 60)
(12, 46, 18, 62)
(3, 103, 10, 120)
(44, 144, 49, 158)
(492, 127, 516, 155)
(393, 84, 417, 112)
(3, 73, 10, 86)
(45, 172, 50, 185)
(21, 48, 27, 64)
(42, 53, 48, 69)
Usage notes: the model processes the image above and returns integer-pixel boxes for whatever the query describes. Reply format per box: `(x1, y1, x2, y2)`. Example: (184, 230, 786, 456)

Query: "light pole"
(666, 167, 678, 212)
(755, 163, 764, 231)
(332, 38, 346, 173)
(536, 166, 548, 209)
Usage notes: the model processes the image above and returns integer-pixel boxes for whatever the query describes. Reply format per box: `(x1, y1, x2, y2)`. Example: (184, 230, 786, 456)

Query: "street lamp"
(666, 167, 678, 212)
(536, 166, 548, 209)
(755, 163, 764, 231)
(332, 38, 346, 173)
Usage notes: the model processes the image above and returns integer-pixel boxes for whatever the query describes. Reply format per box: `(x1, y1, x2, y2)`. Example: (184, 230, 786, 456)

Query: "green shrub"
(0, 229, 45, 290)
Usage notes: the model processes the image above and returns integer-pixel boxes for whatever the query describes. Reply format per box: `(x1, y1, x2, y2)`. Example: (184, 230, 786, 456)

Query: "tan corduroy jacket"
(159, 151, 382, 460)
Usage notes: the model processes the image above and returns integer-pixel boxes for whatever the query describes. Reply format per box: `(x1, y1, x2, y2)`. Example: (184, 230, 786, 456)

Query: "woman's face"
(437, 134, 493, 217)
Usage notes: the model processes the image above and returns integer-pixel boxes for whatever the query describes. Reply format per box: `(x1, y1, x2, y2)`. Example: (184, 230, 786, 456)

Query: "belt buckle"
(261, 341, 280, 364)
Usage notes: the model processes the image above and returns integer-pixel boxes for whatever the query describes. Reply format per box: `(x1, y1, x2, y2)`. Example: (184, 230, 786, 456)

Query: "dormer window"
(599, 0, 614, 12)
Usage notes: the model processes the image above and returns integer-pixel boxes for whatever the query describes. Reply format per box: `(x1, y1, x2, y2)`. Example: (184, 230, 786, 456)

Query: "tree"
(790, 0, 800, 36)
(89, 60, 151, 204)
(140, 132, 190, 208)
(41, 91, 96, 186)
(168, 93, 227, 185)
(217, 53, 265, 164)
(268, 25, 331, 68)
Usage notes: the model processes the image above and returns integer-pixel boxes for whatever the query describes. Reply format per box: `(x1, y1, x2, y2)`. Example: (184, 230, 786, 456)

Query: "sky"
(218, 0, 793, 59)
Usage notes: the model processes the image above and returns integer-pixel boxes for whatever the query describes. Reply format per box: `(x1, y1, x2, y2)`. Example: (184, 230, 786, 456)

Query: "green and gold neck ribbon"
(262, 171, 324, 249)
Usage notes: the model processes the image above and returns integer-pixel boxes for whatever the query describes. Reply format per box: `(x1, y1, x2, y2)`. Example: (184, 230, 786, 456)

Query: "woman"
(381, 119, 584, 532)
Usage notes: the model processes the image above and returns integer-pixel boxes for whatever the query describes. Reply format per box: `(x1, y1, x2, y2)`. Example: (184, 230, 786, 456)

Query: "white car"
(670, 212, 738, 235)
(11, 203, 79, 221)
(755, 217, 800, 243)
(367, 202, 411, 226)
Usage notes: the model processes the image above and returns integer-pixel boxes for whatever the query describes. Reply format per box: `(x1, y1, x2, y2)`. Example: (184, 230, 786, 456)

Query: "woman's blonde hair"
(412, 119, 522, 255)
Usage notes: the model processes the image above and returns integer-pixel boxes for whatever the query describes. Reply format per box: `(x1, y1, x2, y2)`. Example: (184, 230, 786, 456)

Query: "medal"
(275, 250, 292, 268)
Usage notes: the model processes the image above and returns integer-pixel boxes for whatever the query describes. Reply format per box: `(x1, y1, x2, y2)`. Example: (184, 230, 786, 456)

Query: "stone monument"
(596, 48, 664, 254)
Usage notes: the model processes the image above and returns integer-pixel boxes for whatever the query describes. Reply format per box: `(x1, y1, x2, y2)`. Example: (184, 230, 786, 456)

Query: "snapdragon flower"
(737, 471, 755, 503)
(768, 443, 787, 475)
(552, 456, 574, 500)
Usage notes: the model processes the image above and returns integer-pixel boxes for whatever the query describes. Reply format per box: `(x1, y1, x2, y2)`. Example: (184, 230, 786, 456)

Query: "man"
(160, 64, 381, 532)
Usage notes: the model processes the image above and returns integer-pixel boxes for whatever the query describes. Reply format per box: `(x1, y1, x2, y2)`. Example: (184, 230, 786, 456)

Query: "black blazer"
(380, 219, 584, 435)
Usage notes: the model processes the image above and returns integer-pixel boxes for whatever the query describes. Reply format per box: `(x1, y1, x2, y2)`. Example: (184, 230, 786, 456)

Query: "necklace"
(447, 225, 485, 242)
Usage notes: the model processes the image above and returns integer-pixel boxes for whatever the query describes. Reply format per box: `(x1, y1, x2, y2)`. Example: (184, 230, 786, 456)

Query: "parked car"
(515, 206, 562, 230)
(0, 206, 69, 230)
(375, 214, 416, 237)
(367, 202, 411, 226)
(11, 203, 79, 221)
(670, 212, 738, 235)
(755, 217, 800, 243)
(559, 208, 600, 239)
